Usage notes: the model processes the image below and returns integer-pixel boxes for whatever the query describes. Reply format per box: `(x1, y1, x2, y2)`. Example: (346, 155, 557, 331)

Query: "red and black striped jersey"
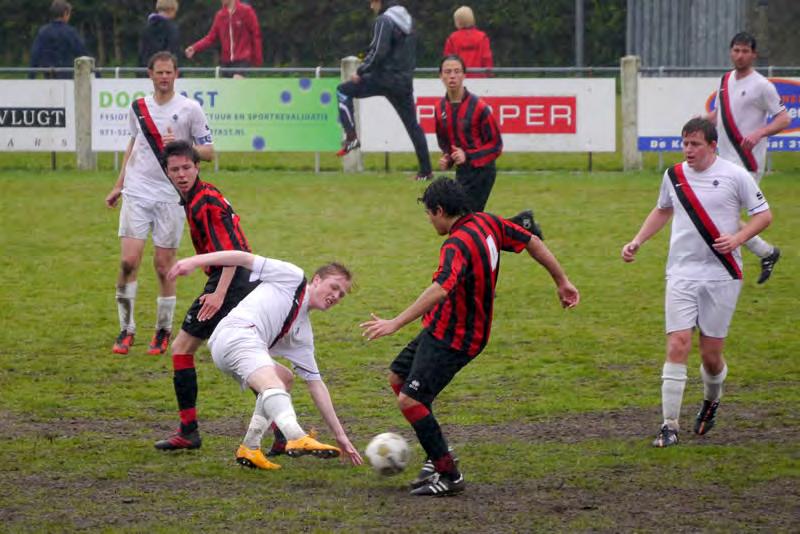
(435, 89, 503, 169)
(423, 212, 531, 357)
(184, 178, 251, 275)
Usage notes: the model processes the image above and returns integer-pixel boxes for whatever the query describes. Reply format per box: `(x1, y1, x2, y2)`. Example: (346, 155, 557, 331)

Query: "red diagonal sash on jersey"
(269, 278, 308, 349)
(667, 164, 742, 280)
(718, 72, 758, 173)
(132, 98, 167, 171)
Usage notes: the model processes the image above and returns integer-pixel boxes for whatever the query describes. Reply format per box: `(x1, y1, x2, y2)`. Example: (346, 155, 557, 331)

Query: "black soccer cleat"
(694, 399, 720, 435)
(651, 424, 679, 448)
(757, 247, 780, 284)
(154, 429, 202, 451)
(409, 459, 436, 489)
(336, 137, 360, 157)
(509, 209, 544, 240)
(413, 172, 434, 182)
(409, 472, 465, 497)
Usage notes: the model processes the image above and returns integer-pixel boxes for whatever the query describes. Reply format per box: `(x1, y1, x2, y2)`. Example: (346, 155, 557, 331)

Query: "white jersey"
(657, 157, 769, 281)
(716, 69, 785, 178)
(213, 256, 321, 381)
(123, 93, 213, 203)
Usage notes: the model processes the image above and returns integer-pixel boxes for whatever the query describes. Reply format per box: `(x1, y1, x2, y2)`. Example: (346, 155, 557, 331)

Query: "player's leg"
(335, 79, 380, 155)
(149, 202, 184, 354)
(743, 172, 780, 283)
(386, 90, 432, 179)
(265, 362, 294, 456)
(455, 163, 495, 212)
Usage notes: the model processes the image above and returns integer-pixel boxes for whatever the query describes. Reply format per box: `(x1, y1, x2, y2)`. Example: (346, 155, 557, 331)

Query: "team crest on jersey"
(172, 114, 178, 121)
(441, 111, 447, 120)
(713, 179, 719, 187)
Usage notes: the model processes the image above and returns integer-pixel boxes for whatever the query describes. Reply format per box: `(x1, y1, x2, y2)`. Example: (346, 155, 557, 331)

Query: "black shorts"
(456, 161, 497, 212)
(221, 61, 251, 77)
(389, 329, 472, 406)
(180, 266, 259, 340)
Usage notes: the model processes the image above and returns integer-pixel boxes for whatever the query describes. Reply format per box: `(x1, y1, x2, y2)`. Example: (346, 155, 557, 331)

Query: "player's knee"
(388, 371, 404, 386)
(396, 393, 419, 411)
(120, 258, 138, 277)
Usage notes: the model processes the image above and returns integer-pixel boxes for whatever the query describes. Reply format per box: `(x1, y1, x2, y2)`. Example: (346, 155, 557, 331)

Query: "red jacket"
(192, 1, 263, 66)
(443, 27, 493, 78)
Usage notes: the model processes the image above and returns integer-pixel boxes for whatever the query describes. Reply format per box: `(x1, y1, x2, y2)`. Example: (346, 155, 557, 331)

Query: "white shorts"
(208, 325, 275, 389)
(118, 195, 184, 249)
(665, 278, 742, 338)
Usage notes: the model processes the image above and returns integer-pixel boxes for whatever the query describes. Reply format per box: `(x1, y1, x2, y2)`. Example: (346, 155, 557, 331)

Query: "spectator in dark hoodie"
(336, 0, 432, 181)
(29, 0, 87, 79)
(139, 0, 181, 72)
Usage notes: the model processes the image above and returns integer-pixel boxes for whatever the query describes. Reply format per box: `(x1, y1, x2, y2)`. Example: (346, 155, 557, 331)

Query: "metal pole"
(575, 0, 584, 68)
(114, 66, 121, 171)
(314, 65, 321, 174)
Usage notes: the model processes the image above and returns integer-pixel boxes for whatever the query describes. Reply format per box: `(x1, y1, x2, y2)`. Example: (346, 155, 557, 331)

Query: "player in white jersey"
(706, 32, 790, 284)
(621, 118, 772, 448)
(105, 52, 215, 356)
(168, 250, 364, 470)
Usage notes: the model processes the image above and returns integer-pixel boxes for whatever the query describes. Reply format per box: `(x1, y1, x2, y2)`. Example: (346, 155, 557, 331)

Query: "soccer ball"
(365, 432, 410, 476)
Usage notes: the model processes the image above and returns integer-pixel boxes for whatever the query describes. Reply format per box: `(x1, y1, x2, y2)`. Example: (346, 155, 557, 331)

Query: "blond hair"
(156, 0, 178, 12)
(453, 6, 475, 29)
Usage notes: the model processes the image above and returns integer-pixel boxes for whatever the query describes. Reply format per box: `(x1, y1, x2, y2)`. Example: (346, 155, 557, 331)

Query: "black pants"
(337, 77, 431, 175)
(456, 161, 496, 212)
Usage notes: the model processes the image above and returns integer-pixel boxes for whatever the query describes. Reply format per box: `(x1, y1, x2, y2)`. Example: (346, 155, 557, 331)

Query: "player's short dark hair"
(313, 262, 353, 286)
(418, 177, 472, 217)
(50, 0, 71, 19)
(681, 117, 717, 144)
(730, 31, 756, 51)
(163, 140, 199, 165)
(148, 51, 178, 70)
(439, 54, 467, 74)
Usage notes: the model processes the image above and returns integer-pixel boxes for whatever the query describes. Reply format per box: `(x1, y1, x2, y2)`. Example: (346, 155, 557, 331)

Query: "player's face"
(730, 43, 756, 71)
(440, 60, 465, 92)
(369, 0, 381, 14)
(682, 130, 717, 171)
(149, 60, 177, 94)
(166, 154, 199, 194)
(308, 274, 351, 311)
(426, 207, 450, 235)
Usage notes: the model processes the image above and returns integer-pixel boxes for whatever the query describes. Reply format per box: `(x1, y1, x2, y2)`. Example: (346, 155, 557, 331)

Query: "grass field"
(0, 164, 798, 532)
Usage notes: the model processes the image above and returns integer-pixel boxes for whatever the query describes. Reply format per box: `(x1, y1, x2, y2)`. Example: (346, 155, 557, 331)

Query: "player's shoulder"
(713, 157, 750, 179)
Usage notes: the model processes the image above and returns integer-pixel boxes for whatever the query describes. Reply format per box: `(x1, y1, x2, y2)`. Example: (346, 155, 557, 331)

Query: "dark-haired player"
(361, 177, 579, 496)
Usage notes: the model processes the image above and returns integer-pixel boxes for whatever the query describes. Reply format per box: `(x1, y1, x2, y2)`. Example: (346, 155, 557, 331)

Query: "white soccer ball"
(365, 432, 411, 476)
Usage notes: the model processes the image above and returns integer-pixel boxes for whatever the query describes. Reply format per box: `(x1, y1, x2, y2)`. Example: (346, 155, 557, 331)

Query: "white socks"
(257, 389, 304, 441)
(700, 363, 728, 402)
(744, 235, 773, 258)
(116, 281, 138, 333)
(243, 413, 269, 449)
(661, 362, 687, 430)
(156, 296, 177, 331)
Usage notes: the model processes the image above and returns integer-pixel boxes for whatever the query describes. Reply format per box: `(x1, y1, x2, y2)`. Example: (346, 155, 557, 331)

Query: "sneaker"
(336, 137, 360, 157)
(154, 429, 202, 450)
(235, 445, 281, 470)
(285, 434, 341, 459)
(409, 472, 466, 497)
(509, 209, 544, 240)
(651, 424, 679, 448)
(694, 399, 720, 435)
(147, 328, 171, 355)
(413, 172, 434, 181)
(112, 330, 135, 355)
(757, 247, 780, 284)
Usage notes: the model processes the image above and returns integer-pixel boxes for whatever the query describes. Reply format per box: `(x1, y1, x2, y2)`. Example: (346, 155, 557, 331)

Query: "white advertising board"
(0, 80, 75, 151)
(359, 78, 616, 152)
(638, 76, 800, 151)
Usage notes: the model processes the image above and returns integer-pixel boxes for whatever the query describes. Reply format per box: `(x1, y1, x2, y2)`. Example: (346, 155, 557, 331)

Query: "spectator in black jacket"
(29, 0, 87, 79)
(336, 0, 432, 181)
(139, 0, 181, 72)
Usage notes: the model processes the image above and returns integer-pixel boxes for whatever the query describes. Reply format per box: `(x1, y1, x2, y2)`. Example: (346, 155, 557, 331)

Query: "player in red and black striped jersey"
(153, 141, 278, 451)
(436, 55, 543, 238)
(361, 177, 579, 496)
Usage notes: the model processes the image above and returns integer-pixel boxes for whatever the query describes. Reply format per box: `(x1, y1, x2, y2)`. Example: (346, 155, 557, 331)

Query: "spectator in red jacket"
(185, 0, 262, 78)
(443, 6, 493, 78)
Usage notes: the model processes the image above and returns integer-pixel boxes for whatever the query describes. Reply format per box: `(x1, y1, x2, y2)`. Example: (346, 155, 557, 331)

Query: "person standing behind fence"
(443, 6, 493, 78)
(29, 0, 87, 79)
(139, 0, 181, 73)
(184, 0, 262, 78)
(336, 0, 433, 181)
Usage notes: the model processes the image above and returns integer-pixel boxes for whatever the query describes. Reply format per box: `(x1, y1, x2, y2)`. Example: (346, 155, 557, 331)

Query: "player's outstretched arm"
(621, 207, 673, 263)
(360, 282, 448, 340)
(168, 251, 256, 280)
(524, 239, 579, 309)
(306, 379, 364, 466)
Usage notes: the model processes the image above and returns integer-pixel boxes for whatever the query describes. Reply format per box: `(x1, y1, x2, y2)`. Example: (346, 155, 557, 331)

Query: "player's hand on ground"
(450, 145, 466, 165)
(557, 281, 580, 309)
(336, 435, 363, 466)
(621, 240, 640, 262)
(360, 313, 399, 340)
(168, 258, 198, 280)
(713, 233, 741, 254)
(162, 127, 176, 145)
(438, 154, 452, 170)
(105, 186, 122, 208)
(197, 291, 224, 321)
(184, 46, 195, 59)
